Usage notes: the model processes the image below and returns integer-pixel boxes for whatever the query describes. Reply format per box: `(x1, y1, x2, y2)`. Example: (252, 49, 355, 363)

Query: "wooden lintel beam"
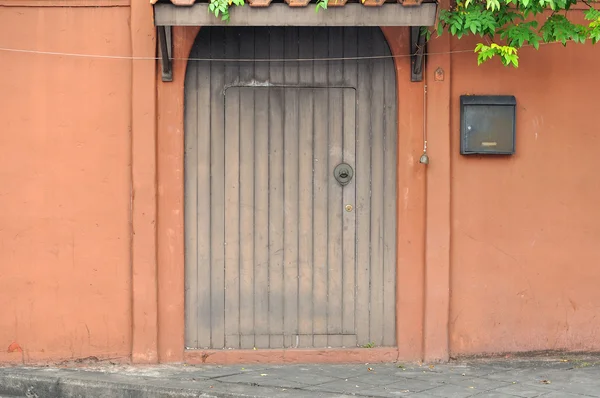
(154, 3, 437, 27)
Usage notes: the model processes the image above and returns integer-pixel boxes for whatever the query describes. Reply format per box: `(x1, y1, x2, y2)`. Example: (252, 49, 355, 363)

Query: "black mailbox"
(460, 95, 516, 155)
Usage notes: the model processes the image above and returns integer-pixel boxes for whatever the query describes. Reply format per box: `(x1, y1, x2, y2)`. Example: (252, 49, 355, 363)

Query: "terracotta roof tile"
(166, 0, 426, 7)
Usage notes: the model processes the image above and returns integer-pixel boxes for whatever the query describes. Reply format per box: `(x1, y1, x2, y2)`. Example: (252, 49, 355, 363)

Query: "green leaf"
(585, 8, 600, 21)
(486, 0, 501, 11)
(510, 54, 519, 67)
(315, 0, 328, 11)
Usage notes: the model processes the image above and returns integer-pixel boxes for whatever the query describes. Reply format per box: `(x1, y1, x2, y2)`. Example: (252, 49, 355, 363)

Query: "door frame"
(146, 25, 450, 364)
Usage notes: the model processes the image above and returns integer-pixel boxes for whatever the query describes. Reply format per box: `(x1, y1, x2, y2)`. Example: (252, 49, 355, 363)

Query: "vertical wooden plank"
(268, 29, 285, 348)
(342, 89, 357, 348)
(238, 30, 256, 350)
(184, 44, 199, 349)
(342, 27, 358, 348)
(297, 28, 314, 348)
(369, 28, 385, 347)
(382, 33, 398, 347)
(196, 33, 213, 349)
(210, 27, 226, 349)
(282, 28, 299, 349)
(223, 30, 241, 349)
(355, 27, 373, 347)
(253, 30, 270, 349)
(312, 27, 329, 348)
(326, 28, 345, 349)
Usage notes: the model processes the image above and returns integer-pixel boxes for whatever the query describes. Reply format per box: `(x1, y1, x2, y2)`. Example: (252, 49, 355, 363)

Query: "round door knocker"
(333, 163, 354, 186)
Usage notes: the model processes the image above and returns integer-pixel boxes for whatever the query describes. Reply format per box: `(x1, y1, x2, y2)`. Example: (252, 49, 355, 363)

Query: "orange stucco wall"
(1, 1, 600, 365)
(0, 5, 133, 363)
(449, 38, 600, 355)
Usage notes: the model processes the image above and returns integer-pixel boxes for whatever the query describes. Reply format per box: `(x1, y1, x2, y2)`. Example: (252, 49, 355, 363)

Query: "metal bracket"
(158, 25, 173, 82)
(410, 26, 426, 82)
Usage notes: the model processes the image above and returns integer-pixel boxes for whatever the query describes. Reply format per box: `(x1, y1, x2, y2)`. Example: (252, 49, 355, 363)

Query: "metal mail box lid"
(460, 95, 516, 155)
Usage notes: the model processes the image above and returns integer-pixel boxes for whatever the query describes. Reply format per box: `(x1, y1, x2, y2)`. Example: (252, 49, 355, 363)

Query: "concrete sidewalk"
(1, 355, 599, 397)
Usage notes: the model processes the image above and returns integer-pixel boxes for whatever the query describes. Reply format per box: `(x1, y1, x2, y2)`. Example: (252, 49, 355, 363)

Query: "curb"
(0, 368, 305, 398)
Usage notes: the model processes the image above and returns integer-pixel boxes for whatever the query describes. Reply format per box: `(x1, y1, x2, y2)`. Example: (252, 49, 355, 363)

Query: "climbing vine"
(208, 0, 600, 66)
(209, 0, 245, 22)
(434, 0, 600, 67)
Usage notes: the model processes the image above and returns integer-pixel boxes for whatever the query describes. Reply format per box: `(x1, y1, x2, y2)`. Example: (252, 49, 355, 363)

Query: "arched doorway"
(183, 27, 397, 350)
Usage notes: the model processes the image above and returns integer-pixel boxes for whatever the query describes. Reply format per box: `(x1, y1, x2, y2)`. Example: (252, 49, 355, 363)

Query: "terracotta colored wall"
(449, 38, 600, 355)
(2, 1, 599, 364)
(0, 6, 133, 363)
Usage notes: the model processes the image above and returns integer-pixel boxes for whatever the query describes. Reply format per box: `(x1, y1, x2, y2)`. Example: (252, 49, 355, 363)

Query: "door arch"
(184, 27, 397, 350)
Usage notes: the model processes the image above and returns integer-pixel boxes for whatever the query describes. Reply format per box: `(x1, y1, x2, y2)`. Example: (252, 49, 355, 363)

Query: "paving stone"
(424, 383, 486, 398)
(358, 377, 443, 396)
(535, 392, 589, 398)
(490, 383, 550, 397)
(272, 364, 369, 380)
(481, 368, 563, 383)
(215, 373, 307, 389)
(408, 394, 445, 398)
(278, 371, 340, 386)
(187, 365, 265, 379)
(386, 377, 445, 392)
(348, 371, 422, 386)
(441, 365, 503, 378)
(522, 380, 600, 397)
(407, 371, 481, 384)
(2, 356, 600, 397)
(471, 393, 526, 398)
(200, 381, 318, 397)
(445, 376, 511, 390)
(249, 365, 345, 384)
(303, 378, 379, 394)
(390, 367, 442, 377)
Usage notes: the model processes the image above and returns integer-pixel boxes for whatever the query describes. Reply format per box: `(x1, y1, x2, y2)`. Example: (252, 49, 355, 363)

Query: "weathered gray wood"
(193, 32, 213, 349)
(238, 32, 256, 350)
(341, 88, 357, 348)
(282, 28, 300, 349)
(268, 63, 285, 349)
(210, 28, 227, 349)
(383, 36, 398, 347)
(224, 29, 241, 349)
(254, 90, 270, 349)
(312, 28, 329, 349)
(224, 92, 240, 349)
(341, 27, 358, 349)
(184, 42, 199, 348)
(296, 31, 314, 348)
(326, 28, 344, 349)
(355, 29, 372, 347)
(185, 27, 397, 350)
(369, 28, 385, 347)
(326, 87, 344, 346)
(155, 3, 437, 27)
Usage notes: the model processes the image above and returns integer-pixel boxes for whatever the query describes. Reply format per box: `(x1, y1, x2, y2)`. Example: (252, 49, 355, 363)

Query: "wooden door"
(184, 27, 397, 350)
